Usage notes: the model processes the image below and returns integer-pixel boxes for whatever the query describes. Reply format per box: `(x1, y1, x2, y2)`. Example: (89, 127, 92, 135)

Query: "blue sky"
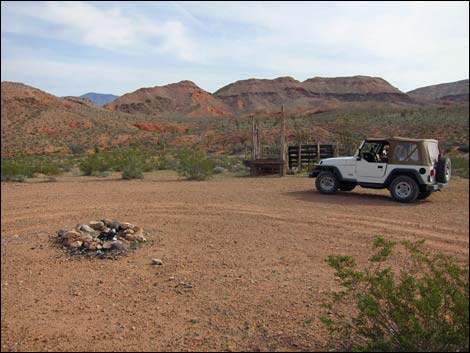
(1, 1, 469, 96)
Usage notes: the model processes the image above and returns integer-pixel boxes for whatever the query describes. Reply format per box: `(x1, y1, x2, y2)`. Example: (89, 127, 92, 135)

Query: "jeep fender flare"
(313, 165, 356, 183)
(384, 169, 425, 188)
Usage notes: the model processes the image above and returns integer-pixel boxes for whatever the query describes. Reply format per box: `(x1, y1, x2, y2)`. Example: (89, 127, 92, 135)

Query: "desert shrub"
(177, 149, 215, 181)
(34, 159, 60, 176)
(450, 156, 469, 179)
(321, 237, 469, 352)
(1, 158, 35, 181)
(122, 161, 144, 180)
(79, 153, 112, 176)
(213, 166, 225, 174)
(68, 143, 86, 155)
(457, 144, 469, 153)
(306, 161, 316, 173)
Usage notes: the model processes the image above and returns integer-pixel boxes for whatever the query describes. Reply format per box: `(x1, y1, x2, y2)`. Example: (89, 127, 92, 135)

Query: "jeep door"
(355, 141, 388, 180)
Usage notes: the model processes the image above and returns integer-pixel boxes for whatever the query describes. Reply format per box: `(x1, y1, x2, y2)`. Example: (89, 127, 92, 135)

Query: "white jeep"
(309, 137, 451, 203)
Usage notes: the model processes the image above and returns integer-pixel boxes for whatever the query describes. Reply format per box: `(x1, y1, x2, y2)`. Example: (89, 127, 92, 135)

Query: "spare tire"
(436, 156, 451, 183)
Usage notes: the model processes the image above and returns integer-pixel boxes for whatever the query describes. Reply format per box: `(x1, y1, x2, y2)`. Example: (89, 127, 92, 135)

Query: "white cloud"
(1, 1, 468, 93)
(1, 1, 200, 62)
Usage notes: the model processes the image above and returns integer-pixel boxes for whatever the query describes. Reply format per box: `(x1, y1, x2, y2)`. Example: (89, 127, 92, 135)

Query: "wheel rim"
(395, 181, 412, 198)
(320, 176, 335, 190)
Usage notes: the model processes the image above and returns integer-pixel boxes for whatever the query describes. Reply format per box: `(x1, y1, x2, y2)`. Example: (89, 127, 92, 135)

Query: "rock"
(70, 240, 83, 249)
(133, 226, 143, 235)
(136, 234, 147, 242)
(109, 221, 121, 230)
(119, 222, 134, 230)
(63, 231, 80, 245)
(111, 241, 128, 251)
(102, 241, 112, 250)
(64, 230, 80, 238)
(77, 224, 94, 233)
(58, 229, 68, 237)
(179, 282, 192, 289)
(89, 221, 105, 231)
(84, 242, 98, 250)
(152, 259, 163, 265)
(122, 229, 134, 235)
(80, 235, 93, 243)
(124, 234, 137, 242)
(102, 219, 113, 227)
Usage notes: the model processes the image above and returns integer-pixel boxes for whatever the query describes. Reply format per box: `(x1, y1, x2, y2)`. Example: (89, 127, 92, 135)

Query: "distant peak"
(169, 80, 199, 88)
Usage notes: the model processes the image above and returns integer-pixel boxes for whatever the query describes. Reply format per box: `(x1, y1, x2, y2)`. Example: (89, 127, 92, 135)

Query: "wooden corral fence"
(288, 143, 336, 170)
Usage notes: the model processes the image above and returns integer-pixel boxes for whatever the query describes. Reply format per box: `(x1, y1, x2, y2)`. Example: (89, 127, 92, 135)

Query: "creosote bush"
(177, 149, 215, 181)
(1, 155, 66, 182)
(321, 237, 469, 352)
(78, 153, 112, 176)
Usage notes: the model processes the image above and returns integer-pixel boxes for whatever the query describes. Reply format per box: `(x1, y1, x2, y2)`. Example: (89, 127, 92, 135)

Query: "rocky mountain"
(80, 92, 119, 106)
(1, 82, 150, 155)
(104, 80, 233, 118)
(214, 75, 413, 113)
(407, 79, 469, 103)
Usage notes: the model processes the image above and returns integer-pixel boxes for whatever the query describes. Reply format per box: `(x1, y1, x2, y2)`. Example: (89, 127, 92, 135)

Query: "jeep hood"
(320, 157, 356, 166)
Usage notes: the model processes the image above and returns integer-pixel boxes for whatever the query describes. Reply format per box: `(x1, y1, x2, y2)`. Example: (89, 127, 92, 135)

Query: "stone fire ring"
(56, 219, 147, 256)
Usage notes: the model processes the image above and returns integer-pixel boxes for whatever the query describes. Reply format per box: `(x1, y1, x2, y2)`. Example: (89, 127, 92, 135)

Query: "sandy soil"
(1, 173, 469, 352)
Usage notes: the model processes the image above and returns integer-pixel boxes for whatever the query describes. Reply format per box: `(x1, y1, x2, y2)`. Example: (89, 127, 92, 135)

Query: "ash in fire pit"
(55, 219, 147, 258)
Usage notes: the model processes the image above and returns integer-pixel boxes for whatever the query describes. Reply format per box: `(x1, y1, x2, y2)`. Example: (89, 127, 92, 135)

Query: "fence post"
(298, 144, 302, 170)
(279, 105, 287, 176)
(317, 141, 321, 160)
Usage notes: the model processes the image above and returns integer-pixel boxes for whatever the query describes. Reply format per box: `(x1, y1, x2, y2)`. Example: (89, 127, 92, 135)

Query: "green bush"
(68, 143, 86, 155)
(213, 166, 225, 174)
(450, 156, 469, 179)
(1, 155, 66, 181)
(78, 153, 112, 176)
(1, 159, 35, 181)
(177, 149, 215, 181)
(121, 158, 144, 180)
(321, 237, 469, 352)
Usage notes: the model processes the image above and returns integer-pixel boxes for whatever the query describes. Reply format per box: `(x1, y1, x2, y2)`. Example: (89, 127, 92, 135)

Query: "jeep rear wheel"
(315, 171, 339, 194)
(390, 175, 420, 203)
(417, 190, 433, 200)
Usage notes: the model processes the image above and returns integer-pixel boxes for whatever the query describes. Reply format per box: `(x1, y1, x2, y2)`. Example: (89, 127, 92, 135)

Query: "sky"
(1, 1, 469, 96)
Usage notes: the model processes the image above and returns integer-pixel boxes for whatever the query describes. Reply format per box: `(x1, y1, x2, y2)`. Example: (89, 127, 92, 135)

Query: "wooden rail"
(288, 143, 335, 169)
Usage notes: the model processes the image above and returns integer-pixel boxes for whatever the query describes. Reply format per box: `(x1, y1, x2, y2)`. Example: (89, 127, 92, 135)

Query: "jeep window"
(428, 142, 440, 164)
(360, 142, 386, 163)
(394, 142, 420, 162)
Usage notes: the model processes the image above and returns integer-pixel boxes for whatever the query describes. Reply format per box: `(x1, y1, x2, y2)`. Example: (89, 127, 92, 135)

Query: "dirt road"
(1, 174, 468, 351)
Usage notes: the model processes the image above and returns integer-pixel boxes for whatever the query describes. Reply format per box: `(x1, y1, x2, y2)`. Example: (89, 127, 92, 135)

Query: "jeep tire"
(316, 171, 339, 194)
(339, 182, 356, 192)
(417, 190, 433, 200)
(390, 175, 420, 203)
(436, 156, 451, 184)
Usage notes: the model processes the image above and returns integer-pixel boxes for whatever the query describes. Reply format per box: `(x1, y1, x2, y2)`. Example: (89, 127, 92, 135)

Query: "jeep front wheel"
(316, 171, 339, 194)
(390, 176, 419, 203)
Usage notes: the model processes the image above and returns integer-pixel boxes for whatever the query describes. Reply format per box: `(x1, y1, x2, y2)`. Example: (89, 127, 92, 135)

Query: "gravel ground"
(1, 173, 468, 351)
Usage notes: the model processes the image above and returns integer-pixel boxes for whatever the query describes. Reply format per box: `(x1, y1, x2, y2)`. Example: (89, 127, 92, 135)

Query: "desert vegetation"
(322, 237, 469, 352)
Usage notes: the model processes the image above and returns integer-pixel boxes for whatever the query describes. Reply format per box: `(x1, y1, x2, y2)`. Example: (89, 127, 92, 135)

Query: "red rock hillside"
(0, 82, 150, 155)
(104, 80, 233, 118)
(407, 79, 469, 104)
(214, 75, 414, 113)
